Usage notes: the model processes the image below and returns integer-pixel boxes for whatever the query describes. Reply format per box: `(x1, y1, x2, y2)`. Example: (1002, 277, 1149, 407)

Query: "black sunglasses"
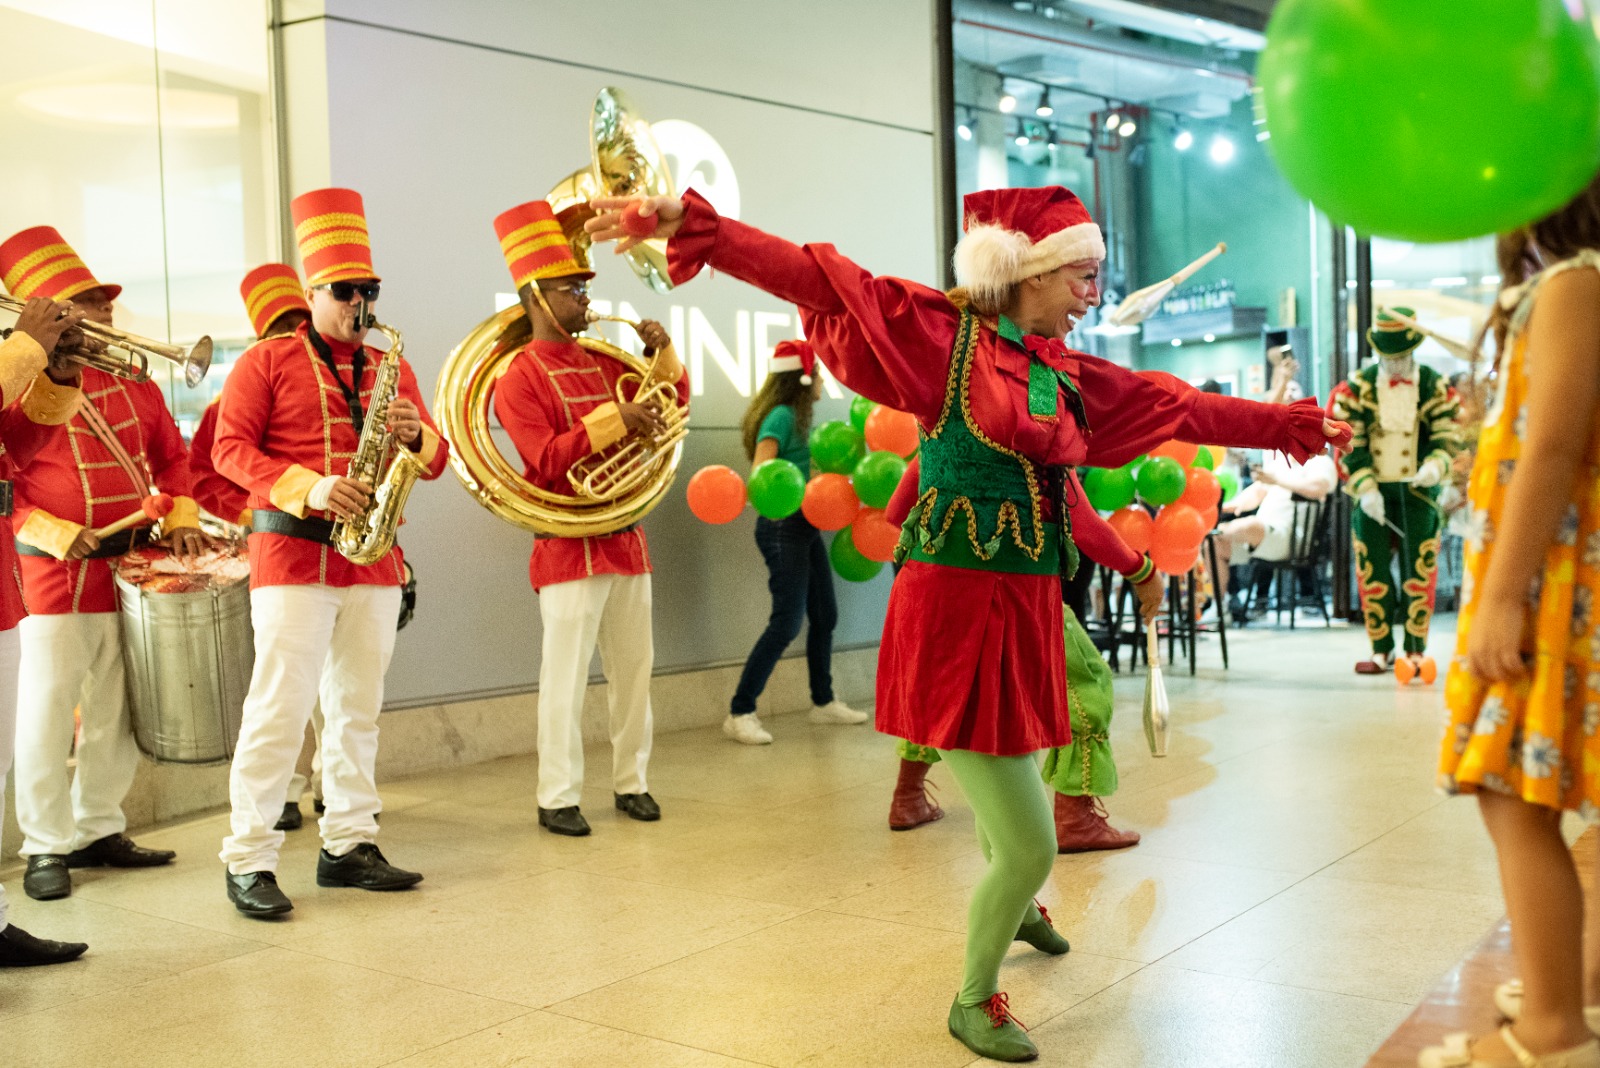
(316, 281, 381, 303)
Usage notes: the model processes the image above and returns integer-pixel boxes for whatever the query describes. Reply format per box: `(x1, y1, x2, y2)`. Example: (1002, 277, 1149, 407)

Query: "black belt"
(0, 480, 11, 518)
(16, 528, 140, 559)
(251, 509, 336, 546)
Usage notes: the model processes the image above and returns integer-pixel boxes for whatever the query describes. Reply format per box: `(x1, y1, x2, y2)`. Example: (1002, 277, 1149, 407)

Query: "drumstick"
(93, 494, 173, 539)
(1107, 242, 1228, 327)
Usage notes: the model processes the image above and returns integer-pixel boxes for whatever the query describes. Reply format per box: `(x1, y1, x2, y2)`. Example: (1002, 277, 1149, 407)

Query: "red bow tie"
(1389, 376, 1414, 388)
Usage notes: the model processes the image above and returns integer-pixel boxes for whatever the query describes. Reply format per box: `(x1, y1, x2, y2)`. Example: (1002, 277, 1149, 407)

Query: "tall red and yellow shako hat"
(493, 200, 594, 289)
(290, 187, 380, 287)
(0, 226, 121, 302)
(239, 263, 310, 338)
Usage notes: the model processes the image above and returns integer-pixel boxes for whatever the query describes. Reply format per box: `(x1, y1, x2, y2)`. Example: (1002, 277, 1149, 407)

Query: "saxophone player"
(212, 188, 449, 918)
(491, 199, 688, 837)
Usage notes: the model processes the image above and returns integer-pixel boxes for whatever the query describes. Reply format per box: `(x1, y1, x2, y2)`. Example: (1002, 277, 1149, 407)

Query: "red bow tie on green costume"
(1389, 375, 1415, 387)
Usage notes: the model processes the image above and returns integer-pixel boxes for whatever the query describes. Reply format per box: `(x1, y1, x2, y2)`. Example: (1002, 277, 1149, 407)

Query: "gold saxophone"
(331, 320, 427, 565)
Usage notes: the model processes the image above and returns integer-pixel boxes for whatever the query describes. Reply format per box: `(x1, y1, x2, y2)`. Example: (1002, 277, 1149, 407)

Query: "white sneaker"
(808, 700, 869, 725)
(723, 714, 773, 745)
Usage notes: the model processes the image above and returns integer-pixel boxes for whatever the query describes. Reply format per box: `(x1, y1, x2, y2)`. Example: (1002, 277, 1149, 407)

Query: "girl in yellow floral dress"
(1425, 175, 1600, 1068)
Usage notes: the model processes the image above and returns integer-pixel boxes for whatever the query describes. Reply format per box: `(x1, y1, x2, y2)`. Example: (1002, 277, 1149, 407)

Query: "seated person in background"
(1211, 445, 1338, 613)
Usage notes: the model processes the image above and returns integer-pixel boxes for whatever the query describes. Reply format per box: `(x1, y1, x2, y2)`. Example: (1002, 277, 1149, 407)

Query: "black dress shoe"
(65, 833, 175, 869)
(274, 803, 303, 831)
(313, 798, 325, 814)
(316, 844, 422, 890)
(23, 855, 70, 900)
(615, 793, 661, 822)
(538, 806, 591, 837)
(226, 871, 294, 918)
(0, 923, 87, 966)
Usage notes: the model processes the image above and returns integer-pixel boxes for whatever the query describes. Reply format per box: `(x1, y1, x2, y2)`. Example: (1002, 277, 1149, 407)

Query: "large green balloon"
(1217, 469, 1241, 504)
(830, 527, 884, 582)
(849, 395, 877, 433)
(809, 420, 866, 475)
(852, 450, 908, 510)
(748, 459, 806, 519)
(1083, 467, 1136, 512)
(1136, 456, 1187, 507)
(1259, 0, 1600, 242)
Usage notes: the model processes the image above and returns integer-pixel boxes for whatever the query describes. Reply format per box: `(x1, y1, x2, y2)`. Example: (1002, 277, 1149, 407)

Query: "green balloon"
(849, 395, 877, 433)
(830, 527, 884, 582)
(852, 450, 908, 510)
(748, 459, 806, 519)
(1217, 469, 1241, 504)
(809, 420, 866, 475)
(1192, 448, 1215, 471)
(1083, 467, 1136, 512)
(1259, 0, 1600, 242)
(1136, 456, 1187, 507)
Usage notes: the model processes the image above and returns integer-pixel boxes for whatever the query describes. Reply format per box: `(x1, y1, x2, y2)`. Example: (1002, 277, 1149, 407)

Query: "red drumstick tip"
(144, 493, 174, 520)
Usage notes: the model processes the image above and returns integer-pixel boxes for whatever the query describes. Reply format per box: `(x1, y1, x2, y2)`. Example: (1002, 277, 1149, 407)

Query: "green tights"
(939, 748, 1056, 1006)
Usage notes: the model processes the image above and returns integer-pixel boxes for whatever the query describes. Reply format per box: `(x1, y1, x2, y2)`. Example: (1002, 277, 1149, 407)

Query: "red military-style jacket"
(212, 322, 449, 589)
(0, 334, 78, 627)
(3, 366, 198, 614)
(493, 337, 690, 592)
(189, 397, 248, 525)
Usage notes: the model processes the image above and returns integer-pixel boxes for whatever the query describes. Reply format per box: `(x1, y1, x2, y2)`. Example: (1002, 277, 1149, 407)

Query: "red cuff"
(1284, 396, 1348, 463)
(666, 188, 720, 287)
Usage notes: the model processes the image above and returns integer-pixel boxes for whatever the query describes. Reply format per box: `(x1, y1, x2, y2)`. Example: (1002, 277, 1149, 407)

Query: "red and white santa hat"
(770, 339, 816, 385)
(953, 186, 1105, 304)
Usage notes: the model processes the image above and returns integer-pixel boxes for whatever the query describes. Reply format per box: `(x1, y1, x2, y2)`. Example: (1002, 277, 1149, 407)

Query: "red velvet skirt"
(875, 561, 1068, 756)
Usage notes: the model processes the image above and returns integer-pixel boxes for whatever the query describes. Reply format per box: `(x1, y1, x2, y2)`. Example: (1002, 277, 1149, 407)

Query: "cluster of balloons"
(1082, 442, 1235, 575)
(684, 397, 920, 582)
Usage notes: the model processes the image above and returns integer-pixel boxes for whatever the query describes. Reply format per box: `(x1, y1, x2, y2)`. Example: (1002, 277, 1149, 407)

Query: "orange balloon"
(851, 507, 901, 562)
(1150, 440, 1200, 467)
(1106, 506, 1154, 553)
(687, 465, 747, 524)
(1151, 540, 1200, 575)
(1152, 504, 1207, 555)
(864, 406, 919, 458)
(1198, 504, 1219, 529)
(1178, 467, 1222, 511)
(801, 473, 861, 531)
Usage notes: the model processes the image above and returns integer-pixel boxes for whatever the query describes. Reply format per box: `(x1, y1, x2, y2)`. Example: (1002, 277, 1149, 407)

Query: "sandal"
(1418, 1026, 1600, 1067)
(1494, 980, 1600, 1033)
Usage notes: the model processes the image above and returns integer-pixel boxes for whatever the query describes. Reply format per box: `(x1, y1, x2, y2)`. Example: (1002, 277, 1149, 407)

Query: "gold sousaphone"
(436, 87, 685, 538)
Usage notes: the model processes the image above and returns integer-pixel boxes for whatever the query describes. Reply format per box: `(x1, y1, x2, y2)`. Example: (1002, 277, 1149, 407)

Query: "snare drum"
(115, 544, 253, 765)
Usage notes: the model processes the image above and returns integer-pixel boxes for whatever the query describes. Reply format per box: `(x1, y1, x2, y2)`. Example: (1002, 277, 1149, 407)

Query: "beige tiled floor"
(0, 621, 1512, 1067)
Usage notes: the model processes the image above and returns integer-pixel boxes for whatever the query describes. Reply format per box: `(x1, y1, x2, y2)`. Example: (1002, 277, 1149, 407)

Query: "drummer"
(0, 226, 204, 903)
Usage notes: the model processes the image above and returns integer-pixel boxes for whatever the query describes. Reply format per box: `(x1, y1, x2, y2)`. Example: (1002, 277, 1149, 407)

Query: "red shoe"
(889, 759, 944, 831)
(1355, 651, 1393, 675)
(1054, 793, 1140, 854)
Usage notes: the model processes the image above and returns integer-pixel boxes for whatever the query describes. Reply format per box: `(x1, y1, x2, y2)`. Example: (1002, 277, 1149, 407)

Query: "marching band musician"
(0, 296, 92, 965)
(212, 188, 449, 918)
(0, 227, 201, 904)
(490, 199, 688, 837)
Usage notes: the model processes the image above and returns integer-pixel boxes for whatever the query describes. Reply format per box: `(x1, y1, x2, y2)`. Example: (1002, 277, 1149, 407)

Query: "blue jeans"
(730, 515, 838, 715)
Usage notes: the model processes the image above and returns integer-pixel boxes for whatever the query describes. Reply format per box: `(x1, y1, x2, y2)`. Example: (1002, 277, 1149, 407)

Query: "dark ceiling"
(1145, 0, 1276, 31)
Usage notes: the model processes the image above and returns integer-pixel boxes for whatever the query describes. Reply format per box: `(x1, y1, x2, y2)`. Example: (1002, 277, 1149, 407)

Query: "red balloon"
(686, 465, 746, 524)
(801, 473, 861, 531)
(1106, 506, 1154, 553)
(851, 507, 900, 562)
(1150, 440, 1200, 467)
(1152, 504, 1207, 555)
(1177, 467, 1222, 511)
(1151, 540, 1201, 575)
(864, 406, 919, 457)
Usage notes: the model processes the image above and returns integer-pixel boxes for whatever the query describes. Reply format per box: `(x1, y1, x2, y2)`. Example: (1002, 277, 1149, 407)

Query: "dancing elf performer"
(886, 459, 1163, 849)
(1328, 308, 1462, 678)
(588, 186, 1349, 1062)
(1426, 178, 1600, 1068)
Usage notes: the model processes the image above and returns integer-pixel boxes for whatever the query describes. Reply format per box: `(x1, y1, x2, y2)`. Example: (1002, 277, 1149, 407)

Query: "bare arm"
(751, 437, 779, 468)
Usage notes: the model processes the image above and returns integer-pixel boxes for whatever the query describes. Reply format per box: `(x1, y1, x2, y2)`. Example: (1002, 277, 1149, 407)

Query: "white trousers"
(0, 626, 21, 931)
(536, 572, 655, 809)
(220, 584, 399, 875)
(13, 613, 141, 857)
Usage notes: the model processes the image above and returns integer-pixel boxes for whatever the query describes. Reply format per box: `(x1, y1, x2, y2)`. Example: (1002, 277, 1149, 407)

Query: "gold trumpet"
(568, 310, 688, 501)
(0, 294, 212, 387)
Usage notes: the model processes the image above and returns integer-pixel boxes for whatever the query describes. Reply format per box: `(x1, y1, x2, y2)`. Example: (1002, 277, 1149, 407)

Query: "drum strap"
(251, 508, 335, 545)
(78, 399, 153, 496)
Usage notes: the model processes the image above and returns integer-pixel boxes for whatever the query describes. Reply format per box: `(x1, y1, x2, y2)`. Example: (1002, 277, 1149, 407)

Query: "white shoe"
(723, 714, 773, 745)
(1494, 979, 1600, 1033)
(808, 700, 868, 725)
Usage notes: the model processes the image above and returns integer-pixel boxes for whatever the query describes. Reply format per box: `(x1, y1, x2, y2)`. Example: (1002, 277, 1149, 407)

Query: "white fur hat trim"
(953, 221, 1105, 303)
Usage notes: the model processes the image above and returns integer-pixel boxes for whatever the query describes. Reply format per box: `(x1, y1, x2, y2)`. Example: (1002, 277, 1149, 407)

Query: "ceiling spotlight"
(999, 93, 1017, 113)
(957, 107, 973, 141)
(1173, 128, 1194, 151)
(1036, 89, 1054, 118)
(1104, 111, 1121, 131)
(1085, 139, 1097, 161)
(1118, 119, 1137, 137)
(1014, 121, 1029, 147)
(1209, 134, 1236, 163)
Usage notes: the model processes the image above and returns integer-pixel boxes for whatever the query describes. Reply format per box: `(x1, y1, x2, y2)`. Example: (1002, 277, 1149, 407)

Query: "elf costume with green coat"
(1328, 308, 1463, 676)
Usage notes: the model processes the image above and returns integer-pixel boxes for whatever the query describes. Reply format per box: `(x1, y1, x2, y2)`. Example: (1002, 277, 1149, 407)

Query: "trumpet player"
(490, 199, 688, 837)
(0, 226, 202, 903)
(212, 189, 449, 918)
(0, 296, 93, 965)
